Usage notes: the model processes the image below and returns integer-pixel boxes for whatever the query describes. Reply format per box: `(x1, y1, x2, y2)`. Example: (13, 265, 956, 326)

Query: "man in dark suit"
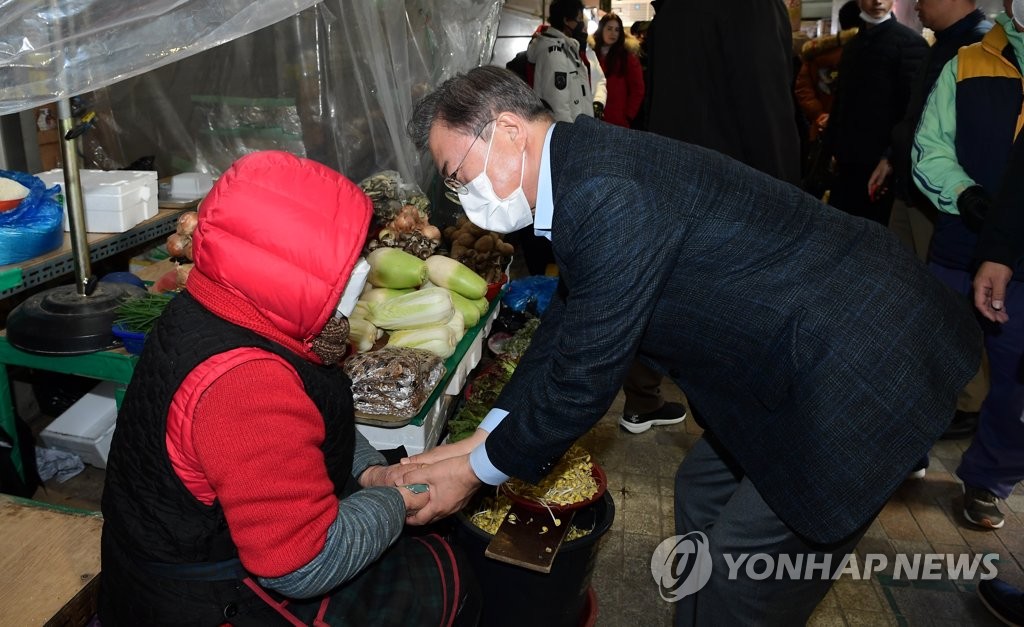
(402, 66, 981, 624)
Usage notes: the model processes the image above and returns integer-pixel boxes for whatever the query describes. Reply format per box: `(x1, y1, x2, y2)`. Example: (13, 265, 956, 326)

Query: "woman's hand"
(359, 463, 416, 489)
(401, 428, 488, 466)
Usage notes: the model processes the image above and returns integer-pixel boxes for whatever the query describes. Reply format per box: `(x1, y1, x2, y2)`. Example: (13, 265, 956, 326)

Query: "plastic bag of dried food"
(343, 346, 445, 418)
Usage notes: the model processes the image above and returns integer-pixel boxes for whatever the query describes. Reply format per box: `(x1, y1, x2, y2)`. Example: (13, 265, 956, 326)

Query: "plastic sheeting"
(0, 170, 63, 264)
(0, 0, 321, 114)
(0, 0, 504, 197)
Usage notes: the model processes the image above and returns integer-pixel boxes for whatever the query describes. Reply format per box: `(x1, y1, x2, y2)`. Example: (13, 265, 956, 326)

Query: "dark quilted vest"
(99, 292, 357, 625)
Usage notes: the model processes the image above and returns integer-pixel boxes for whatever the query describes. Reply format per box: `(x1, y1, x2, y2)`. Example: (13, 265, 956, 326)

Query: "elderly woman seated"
(98, 151, 477, 626)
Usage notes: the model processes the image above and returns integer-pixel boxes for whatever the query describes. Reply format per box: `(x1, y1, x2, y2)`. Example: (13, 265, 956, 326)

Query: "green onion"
(114, 293, 173, 334)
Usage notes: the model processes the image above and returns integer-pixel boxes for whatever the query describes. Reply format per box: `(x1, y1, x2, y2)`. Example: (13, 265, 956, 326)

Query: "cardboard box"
(35, 169, 158, 233)
(40, 381, 119, 469)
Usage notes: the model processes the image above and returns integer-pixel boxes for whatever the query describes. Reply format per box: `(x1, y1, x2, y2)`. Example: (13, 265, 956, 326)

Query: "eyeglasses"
(443, 119, 496, 195)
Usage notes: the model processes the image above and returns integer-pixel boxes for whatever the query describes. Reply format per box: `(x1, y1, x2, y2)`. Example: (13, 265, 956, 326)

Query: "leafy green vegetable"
(114, 293, 173, 333)
(448, 316, 541, 443)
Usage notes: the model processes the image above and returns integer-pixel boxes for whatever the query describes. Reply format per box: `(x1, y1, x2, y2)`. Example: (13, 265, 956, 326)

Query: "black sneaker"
(963, 485, 1005, 529)
(978, 578, 1024, 626)
(620, 402, 687, 434)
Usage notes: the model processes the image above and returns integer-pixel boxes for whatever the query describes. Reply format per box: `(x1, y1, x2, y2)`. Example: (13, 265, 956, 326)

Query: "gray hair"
(407, 65, 551, 150)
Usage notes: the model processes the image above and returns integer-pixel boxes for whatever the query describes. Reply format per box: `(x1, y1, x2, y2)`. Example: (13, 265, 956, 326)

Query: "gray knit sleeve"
(257, 486, 405, 598)
(350, 430, 387, 480)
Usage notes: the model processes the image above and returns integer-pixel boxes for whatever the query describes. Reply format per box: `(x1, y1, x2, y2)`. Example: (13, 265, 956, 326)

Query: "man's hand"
(868, 158, 892, 198)
(399, 455, 482, 525)
(593, 101, 605, 120)
(973, 261, 1013, 323)
(398, 485, 430, 520)
(402, 428, 487, 466)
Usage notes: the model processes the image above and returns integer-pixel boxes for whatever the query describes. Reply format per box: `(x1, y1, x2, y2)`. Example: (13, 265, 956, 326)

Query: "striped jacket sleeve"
(911, 56, 977, 215)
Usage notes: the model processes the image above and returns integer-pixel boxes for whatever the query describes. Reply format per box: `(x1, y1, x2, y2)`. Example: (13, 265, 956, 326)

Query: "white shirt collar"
(533, 123, 556, 241)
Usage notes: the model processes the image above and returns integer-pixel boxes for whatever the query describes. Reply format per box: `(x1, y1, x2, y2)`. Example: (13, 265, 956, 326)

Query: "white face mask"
(335, 257, 370, 318)
(859, 10, 892, 25)
(458, 126, 534, 234)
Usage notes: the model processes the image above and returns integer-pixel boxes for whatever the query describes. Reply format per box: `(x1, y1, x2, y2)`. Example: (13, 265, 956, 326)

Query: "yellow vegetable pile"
(467, 492, 595, 542)
(503, 444, 599, 507)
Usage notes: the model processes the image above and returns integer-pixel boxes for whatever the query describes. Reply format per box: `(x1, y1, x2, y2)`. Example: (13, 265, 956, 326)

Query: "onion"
(420, 224, 441, 241)
(176, 211, 199, 237)
(166, 232, 187, 258)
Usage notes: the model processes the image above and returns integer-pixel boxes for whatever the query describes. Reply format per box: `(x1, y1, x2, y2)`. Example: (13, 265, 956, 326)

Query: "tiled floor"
(29, 381, 1023, 626)
(579, 383, 1023, 627)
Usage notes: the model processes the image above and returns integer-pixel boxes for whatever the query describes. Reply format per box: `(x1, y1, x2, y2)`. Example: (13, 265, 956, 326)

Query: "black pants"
(829, 162, 894, 225)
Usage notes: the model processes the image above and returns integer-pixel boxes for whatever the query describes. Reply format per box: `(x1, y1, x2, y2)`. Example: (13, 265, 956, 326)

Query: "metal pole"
(56, 98, 91, 296)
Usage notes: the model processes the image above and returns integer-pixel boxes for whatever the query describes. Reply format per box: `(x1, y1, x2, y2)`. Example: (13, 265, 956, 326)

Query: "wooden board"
(485, 502, 574, 573)
(0, 496, 102, 626)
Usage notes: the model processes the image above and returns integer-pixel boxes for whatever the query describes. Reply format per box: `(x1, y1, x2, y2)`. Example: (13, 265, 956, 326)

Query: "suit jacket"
(487, 117, 982, 544)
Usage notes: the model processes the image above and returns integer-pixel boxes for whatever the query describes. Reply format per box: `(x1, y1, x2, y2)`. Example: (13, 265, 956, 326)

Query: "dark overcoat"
(486, 117, 982, 544)
(644, 0, 802, 185)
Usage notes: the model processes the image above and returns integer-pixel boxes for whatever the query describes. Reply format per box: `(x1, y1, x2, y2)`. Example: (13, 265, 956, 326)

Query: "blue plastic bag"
(501, 275, 558, 315)
(0, 170, 64, 265)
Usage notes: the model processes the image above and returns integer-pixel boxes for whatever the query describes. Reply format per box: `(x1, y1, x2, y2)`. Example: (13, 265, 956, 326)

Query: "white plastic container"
(36, 169, 158, 233)
(168, 172, 214, 199)
(39, 381, 119, 469)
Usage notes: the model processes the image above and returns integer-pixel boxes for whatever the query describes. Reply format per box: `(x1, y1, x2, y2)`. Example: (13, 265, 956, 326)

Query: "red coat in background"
(596, 47, 645, 128)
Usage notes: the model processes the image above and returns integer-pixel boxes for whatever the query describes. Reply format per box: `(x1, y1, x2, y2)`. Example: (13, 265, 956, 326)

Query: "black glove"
(593, 101, 604, 120)
(956, 185, 991, 233)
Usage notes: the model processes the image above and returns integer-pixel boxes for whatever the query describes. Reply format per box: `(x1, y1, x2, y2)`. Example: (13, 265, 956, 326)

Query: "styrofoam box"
(40, 381, 119, 469)
(357, 394, 453, 456)
(36, 169, 158, 233)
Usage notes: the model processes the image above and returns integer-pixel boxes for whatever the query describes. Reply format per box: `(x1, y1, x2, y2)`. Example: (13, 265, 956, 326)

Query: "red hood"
(190, 151, 371, 343)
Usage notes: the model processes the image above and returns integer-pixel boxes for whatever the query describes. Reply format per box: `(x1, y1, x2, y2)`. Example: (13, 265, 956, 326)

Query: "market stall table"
(0, 331, 137, 485)
(0, 494, 103, 626)
(0, 210, 182, 483)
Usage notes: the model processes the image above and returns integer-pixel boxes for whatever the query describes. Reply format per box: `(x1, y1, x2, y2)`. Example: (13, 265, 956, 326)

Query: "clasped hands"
(360, 429, 487, 525)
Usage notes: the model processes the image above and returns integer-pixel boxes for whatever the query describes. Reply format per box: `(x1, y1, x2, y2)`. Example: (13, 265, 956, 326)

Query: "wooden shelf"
(0, 208, 183, 299)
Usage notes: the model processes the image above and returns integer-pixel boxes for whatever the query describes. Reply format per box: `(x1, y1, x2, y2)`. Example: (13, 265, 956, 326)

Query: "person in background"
(98, 151, 477, 626)
(794, 1, 861, 144)
(517, 0, 607, 277)
(632, 0, 805, 432)
(912, 0, 1024, 530)
(824, 0, 927, 225)
(629, 19, 651, 130)
(401, 65, 981, 625)
(870, 0, 993, 443)
(972, 119, 1024, 627)
(872, 0, 991, 264)
(591, 13, 645, 129)
(526, 0, 607, 124)
(630, 19, 651, 66)
(644, 0, 802, 185)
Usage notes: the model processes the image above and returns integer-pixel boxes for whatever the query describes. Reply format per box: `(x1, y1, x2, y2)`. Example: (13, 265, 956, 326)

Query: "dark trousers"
(829, 162, 894, 226)
(623, 360, 665, 414)
(673, 436, 866, 626)
(930, 264, 1024, 499)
